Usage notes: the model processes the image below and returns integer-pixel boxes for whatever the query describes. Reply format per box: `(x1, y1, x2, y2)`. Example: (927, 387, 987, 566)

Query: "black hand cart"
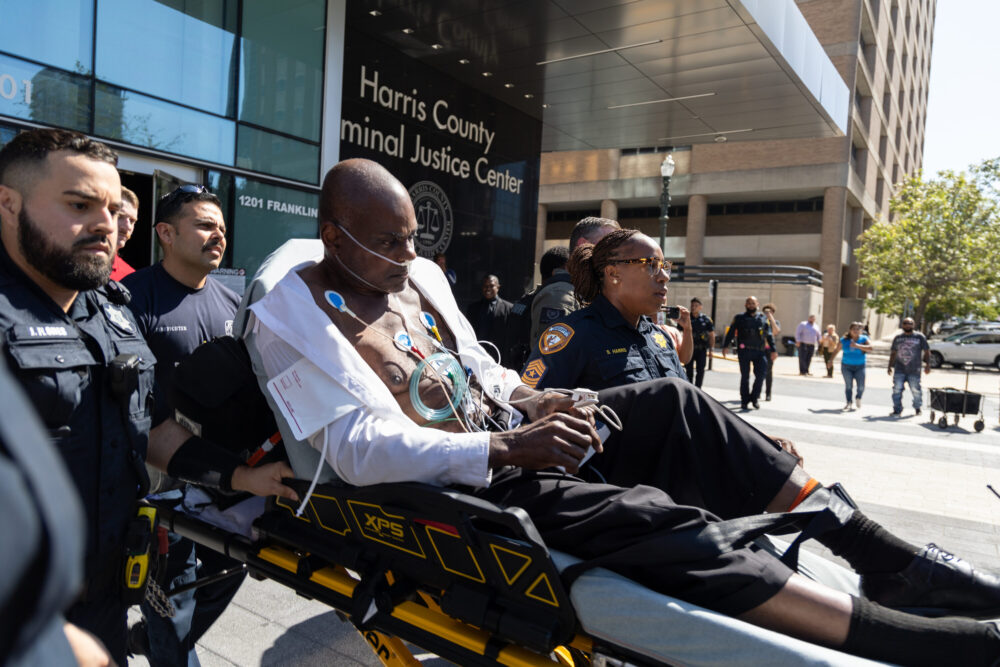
(928, 362, 986, 431)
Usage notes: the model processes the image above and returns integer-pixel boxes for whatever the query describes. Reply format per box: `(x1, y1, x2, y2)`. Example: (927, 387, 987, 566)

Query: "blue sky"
(921, 1, 1000, 177)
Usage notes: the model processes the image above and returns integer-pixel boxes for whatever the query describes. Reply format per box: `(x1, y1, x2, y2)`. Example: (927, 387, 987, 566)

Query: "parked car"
(930, 321, 1000, 339)
(929, 331, 1000, 370)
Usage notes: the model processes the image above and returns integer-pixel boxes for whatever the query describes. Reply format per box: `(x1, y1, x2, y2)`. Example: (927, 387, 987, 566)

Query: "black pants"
(684, 346, 708, 387)
(737, 350, 768, 403)
(476, 378, 799, 616)
(143, 533, 246, 664)
(798, 343, 815, 374)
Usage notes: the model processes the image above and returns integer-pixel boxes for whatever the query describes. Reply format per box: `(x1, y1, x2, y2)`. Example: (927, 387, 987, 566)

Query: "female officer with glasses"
(520, 228, 689, 392)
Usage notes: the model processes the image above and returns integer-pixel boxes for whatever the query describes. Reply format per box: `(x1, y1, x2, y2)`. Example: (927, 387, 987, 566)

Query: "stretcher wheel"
(938, 417, 948, 429)
(975, 419, 985, 432)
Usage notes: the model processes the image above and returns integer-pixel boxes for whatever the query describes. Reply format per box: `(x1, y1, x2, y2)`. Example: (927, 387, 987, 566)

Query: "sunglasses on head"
(158, 184, 208, 210)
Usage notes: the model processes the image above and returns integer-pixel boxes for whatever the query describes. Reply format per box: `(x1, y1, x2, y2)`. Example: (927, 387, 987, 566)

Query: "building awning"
(350, 0, 848, 152)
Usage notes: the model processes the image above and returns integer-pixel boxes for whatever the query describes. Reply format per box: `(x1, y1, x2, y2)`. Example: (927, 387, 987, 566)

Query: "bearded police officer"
(722, 295, 776, 410)
(0, 128, 296, 664)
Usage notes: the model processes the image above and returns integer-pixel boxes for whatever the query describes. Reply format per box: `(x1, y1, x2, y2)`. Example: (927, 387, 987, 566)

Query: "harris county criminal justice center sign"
(339, 32, 542, 306)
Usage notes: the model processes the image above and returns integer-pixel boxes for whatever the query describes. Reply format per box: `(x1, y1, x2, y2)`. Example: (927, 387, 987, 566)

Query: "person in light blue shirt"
(838, 322, 872, 411)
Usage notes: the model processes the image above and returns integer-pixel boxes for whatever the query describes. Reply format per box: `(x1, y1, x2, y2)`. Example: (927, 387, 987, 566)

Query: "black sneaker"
(860, 543, 1000, 618)
(752, 399, 760, 409)
(741, 402, 749, 410)
(890, 410, 903, 417)
(915, 408, 922, 416)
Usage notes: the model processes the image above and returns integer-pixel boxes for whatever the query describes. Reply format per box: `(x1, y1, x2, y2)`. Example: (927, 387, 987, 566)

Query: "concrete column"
(533, 204, 548, 286)
(843, 207, 864, 298)
(820, 187, 848, 329)
(600, 199, 618, 221)
(684, 194, 708, 266)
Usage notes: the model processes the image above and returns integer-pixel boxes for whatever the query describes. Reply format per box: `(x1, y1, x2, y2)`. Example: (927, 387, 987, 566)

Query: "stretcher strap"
(560, 485, 855, 590)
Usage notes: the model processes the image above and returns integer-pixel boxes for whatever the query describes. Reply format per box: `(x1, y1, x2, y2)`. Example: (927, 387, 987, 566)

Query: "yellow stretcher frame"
(152, 480, 633, 667)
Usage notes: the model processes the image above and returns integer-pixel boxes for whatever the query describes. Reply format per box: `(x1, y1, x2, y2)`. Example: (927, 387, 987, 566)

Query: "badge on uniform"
(102, 303, 134, 334)
(539, 323, 574, 355)
(520, 359, 547, 387)
(539, 307, 562, 326)
(652, 332, 668, 348)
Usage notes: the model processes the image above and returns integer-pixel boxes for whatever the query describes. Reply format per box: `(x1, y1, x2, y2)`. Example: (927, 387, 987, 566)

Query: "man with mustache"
(122, 185, 244, 664)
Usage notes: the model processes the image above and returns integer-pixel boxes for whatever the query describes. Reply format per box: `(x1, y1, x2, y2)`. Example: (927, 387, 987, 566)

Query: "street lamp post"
(659, 153, 675, 256)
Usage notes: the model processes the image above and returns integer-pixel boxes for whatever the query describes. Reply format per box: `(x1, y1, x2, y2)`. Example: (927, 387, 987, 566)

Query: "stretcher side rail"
(154, 478, 583, 662)
(265, 478, 578, 653)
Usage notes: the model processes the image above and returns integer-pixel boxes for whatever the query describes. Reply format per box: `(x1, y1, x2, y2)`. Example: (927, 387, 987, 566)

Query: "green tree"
(855, 163, 1000, 331)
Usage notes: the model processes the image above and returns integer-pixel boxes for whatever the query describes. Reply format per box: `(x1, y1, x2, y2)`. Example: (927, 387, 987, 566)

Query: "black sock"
(816, 510, 918, 573)
(842, 596, 1000, 666)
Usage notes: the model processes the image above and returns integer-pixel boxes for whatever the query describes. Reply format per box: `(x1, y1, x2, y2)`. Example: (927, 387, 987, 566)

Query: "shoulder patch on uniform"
(102, 303, 134, 334)
(539, 323, 574, 355)
(520, 359, 547, 388)
(652, 331, 668, 348)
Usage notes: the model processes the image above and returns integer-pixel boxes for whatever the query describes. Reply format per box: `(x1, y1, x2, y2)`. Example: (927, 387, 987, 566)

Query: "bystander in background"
(795, 314, 821, 376)
(820, 324, 839, 378)
(762, 303, 780, 400)
(888, 317, 931, 417)
(839, 322, 872, 411)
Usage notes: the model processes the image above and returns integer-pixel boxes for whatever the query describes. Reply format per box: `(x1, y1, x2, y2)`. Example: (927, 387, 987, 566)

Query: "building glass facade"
(0, 0, 325, 184)
(0, 0, 325, 283)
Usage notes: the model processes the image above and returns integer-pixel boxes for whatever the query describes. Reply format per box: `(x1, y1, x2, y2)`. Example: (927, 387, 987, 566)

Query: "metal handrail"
(673, 264, 823, 287)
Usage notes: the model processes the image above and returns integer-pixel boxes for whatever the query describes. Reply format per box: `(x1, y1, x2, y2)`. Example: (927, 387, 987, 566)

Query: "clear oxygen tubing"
(330, 223, 413, 294)
(403, 306, 623, 431)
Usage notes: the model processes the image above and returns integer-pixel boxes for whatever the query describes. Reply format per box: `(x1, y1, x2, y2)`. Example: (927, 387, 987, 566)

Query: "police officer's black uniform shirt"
(690, 313, 715, 349)
(0, 240, 155, 591)
(722, 310, 775, 352)
(520, 293, 686, 391)
(123, 263, 239, 425)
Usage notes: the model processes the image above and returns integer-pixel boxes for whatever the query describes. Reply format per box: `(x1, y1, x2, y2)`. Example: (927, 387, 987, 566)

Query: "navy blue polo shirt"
(520, 294, 685, 391)
(123, 263, 239, 425)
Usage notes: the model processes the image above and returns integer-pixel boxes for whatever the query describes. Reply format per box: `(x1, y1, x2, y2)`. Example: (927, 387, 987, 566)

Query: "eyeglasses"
(608, 256, 671, 277)
(158, 183, 208, 209)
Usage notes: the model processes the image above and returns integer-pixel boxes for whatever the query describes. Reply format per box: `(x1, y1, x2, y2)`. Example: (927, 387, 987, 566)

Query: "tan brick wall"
(539, 149, 619, 184)
(618, 151, 691, 179)
(797, 0, 862, 45)
(545, 212, 823, 241)
(690, 137, 846, 174)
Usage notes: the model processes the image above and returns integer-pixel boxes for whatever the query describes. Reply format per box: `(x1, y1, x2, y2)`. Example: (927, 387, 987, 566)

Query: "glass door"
(150, 169, 191, 263)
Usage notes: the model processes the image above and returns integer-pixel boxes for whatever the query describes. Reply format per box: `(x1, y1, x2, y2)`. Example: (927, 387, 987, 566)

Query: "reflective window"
(95, 83, 235, 165)
(231, 177, 319, 278)
(0, 54, 90, 132)
(490, 161, 527, 241)
(239, 0, 324, 141)
(0, 0, 93, 74)
(236, 125, 319, 184)
(95, 0, 237, 117)
(0, 123, 17, 150)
